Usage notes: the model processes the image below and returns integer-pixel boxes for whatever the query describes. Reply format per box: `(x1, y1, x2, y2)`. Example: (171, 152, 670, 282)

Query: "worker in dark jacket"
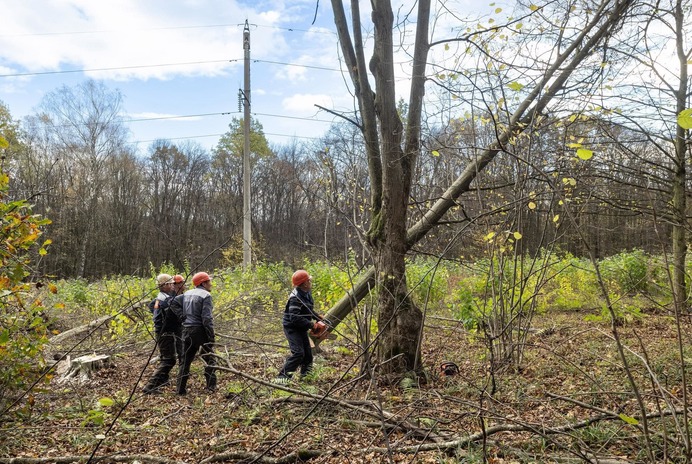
(171, 271, 216, 395)
(273, 270, 325, 384)
(143, 273, 182, 394)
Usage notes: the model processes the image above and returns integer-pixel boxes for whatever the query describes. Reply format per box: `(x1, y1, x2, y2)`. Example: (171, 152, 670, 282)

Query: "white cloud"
(282, 93, 339, 114)
(0, 0, 295, 81)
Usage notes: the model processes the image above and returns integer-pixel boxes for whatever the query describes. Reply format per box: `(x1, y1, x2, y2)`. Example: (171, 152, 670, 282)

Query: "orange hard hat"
(173, 274, 185, 284)
(192, 272, 211, 287)
(292, 270, 311, 287)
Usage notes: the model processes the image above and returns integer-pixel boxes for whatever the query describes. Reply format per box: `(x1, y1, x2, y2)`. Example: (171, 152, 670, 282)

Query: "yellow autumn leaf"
(618, 413, 639, 425)
(530, 4, 539, 11)
(495, 7, 502, 13)
(513, 231, 523, 240)
(577, 148, 594, 160)
(528, 201, 536, 210)
(485, 231, 496, 241)
(553, 214, 560, 222)
(431, 150, 440, 157)
(678, 109, 692, 129)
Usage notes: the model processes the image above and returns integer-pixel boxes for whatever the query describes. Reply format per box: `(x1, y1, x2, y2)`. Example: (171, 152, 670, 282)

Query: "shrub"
(0, 169, 52, 413)
(599, 249, 650, 295)
(406, 258, 451, 309)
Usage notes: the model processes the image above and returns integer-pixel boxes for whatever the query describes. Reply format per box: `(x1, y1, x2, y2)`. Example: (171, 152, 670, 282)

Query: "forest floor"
(2, 305, 692, 464)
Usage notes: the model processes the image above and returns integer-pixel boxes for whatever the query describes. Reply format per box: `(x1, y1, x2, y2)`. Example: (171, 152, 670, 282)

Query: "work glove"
(205, 327, 216, 344)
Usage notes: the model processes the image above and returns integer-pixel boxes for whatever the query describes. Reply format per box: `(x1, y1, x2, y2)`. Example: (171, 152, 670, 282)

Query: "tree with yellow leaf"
(0, 105, 53, 416)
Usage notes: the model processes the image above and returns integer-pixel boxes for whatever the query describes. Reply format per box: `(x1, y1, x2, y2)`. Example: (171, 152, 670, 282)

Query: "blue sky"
(0, 0, 492, 153)
(0, 0, 354, 152)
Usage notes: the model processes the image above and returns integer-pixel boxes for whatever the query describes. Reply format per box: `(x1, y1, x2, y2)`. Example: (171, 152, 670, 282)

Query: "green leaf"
(431, 150, 440, 157)
(508, 81, 524, 91)
(0, 329, 9, 344)
(567, 143, 582, 148)
(678, 109, 692, 129)
(576, 149, 594, 160)
(618, 413, 639, 425)
(0, 136, 8, 150)
(98, 397, 115, 407)
(529, 4, 540, 11)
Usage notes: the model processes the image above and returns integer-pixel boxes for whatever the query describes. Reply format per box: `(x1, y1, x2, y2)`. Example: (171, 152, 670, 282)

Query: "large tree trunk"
(329, 0, 431, 379)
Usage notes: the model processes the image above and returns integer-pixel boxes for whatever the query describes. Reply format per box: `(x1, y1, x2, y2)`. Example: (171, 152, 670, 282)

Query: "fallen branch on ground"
(212, 361, 450, 443)
(0, 454, 186, 464)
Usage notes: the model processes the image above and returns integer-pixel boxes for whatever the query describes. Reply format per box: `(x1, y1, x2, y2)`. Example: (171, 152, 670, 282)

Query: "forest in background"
(0, 90, 679, 279)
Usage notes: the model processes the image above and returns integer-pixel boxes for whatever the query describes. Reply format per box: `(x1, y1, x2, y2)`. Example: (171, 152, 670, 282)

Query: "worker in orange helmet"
(170, 271, 217, 395)
(273, 270, 326, 384)
(173, 274, 186, 296)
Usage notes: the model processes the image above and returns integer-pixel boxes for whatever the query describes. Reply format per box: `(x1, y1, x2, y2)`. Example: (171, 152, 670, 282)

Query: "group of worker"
(143, 269, 328, 395)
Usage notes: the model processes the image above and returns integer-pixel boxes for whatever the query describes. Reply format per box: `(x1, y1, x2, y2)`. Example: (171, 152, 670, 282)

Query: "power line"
(253, 112, 333, 124)
(124, 111, 333, 124)
(0, 22, 336, 38)
(125, 112, 231, 122)
(133, 130, 321, 145)
(0, 60, 238, 78)
(254, 59, 342, 73)
(0, 58, 342, 78)
(0, 24, 237, 38)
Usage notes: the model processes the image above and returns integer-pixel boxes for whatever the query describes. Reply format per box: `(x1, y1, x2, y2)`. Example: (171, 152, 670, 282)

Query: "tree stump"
(58, 354, 112, 383)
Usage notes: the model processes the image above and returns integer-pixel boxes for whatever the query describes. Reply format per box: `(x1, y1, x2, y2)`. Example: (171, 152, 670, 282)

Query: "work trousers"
(144, 331, 182, 391)
(177, 326, 216, 393)
(279, 327, 313, 378)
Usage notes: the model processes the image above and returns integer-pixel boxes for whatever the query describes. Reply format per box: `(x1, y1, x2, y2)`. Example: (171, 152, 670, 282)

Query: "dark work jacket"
(170, 286, 215, 340)
(148, 291, 182, 335)
(282, 288, 320, 331)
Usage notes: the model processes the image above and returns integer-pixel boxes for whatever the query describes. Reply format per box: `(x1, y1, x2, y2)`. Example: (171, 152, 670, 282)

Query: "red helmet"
(292, 270, 311, 287)
(173, 274, 185, 284)
(192, 272, 211, 287)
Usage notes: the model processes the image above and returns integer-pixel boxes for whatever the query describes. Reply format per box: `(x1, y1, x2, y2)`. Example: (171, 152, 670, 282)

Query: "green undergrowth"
(34, 249, 680, 346)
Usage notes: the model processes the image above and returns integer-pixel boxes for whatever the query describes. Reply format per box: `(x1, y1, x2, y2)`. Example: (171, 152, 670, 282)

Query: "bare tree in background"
(24, 80, 129, 277)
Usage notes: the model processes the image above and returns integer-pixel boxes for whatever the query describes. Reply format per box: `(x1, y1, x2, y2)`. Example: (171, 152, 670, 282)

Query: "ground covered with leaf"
(2, 304, 692, 463)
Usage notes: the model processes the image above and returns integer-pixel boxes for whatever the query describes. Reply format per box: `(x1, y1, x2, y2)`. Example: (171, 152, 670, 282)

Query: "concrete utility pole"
(242, 20, 252, 270)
